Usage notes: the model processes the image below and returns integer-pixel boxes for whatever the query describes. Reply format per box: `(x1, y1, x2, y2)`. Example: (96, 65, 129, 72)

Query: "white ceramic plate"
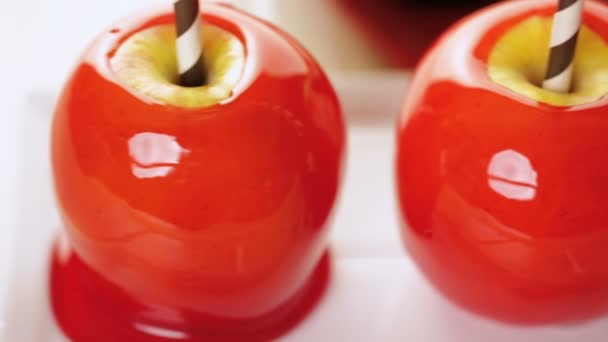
(2, 72, 608, 342)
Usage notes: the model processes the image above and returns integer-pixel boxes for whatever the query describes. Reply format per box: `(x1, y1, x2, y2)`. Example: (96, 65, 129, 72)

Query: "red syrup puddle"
(49, 240, 331, 342)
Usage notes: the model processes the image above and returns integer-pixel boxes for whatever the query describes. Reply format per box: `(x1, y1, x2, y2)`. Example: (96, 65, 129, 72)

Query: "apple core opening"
(488, 16, 608, 107)
(110, 24, 245, 108)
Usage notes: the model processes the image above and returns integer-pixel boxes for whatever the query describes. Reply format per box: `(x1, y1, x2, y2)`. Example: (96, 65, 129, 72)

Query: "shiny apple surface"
(397, 0, 608, 324)
(50, 3, 344, 341)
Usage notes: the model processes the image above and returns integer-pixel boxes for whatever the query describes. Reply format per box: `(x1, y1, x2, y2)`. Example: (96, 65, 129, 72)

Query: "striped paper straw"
(174, 0, 206, 87)
(543, 0, 585, 93)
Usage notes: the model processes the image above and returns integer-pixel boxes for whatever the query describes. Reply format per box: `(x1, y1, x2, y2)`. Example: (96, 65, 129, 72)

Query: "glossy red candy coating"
(397, 0, 608, 324)
(50, 3, 345, 340)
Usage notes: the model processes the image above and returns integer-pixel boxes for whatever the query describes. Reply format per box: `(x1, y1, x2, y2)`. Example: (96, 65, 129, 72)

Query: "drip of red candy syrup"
(51, 242, 330, 341)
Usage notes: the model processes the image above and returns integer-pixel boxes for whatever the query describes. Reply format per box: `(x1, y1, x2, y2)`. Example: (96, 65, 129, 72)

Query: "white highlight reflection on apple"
(128, 132, 188, 179)
(134, 322, 188, 340)
(487, 149, 538, 201)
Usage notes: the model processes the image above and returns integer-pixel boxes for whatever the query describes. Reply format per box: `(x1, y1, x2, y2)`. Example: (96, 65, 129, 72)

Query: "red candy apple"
(50, 3, 344, 341)
(397, 0, 608, 324)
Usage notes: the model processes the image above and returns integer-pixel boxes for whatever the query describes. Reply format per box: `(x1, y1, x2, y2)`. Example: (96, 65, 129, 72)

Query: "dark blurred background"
(333, 0, 501, 67)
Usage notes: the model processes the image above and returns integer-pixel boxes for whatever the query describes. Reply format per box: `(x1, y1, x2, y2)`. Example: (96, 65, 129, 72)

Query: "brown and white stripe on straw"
(174, 0, 206, 87)
(543, 0, 584, 93)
